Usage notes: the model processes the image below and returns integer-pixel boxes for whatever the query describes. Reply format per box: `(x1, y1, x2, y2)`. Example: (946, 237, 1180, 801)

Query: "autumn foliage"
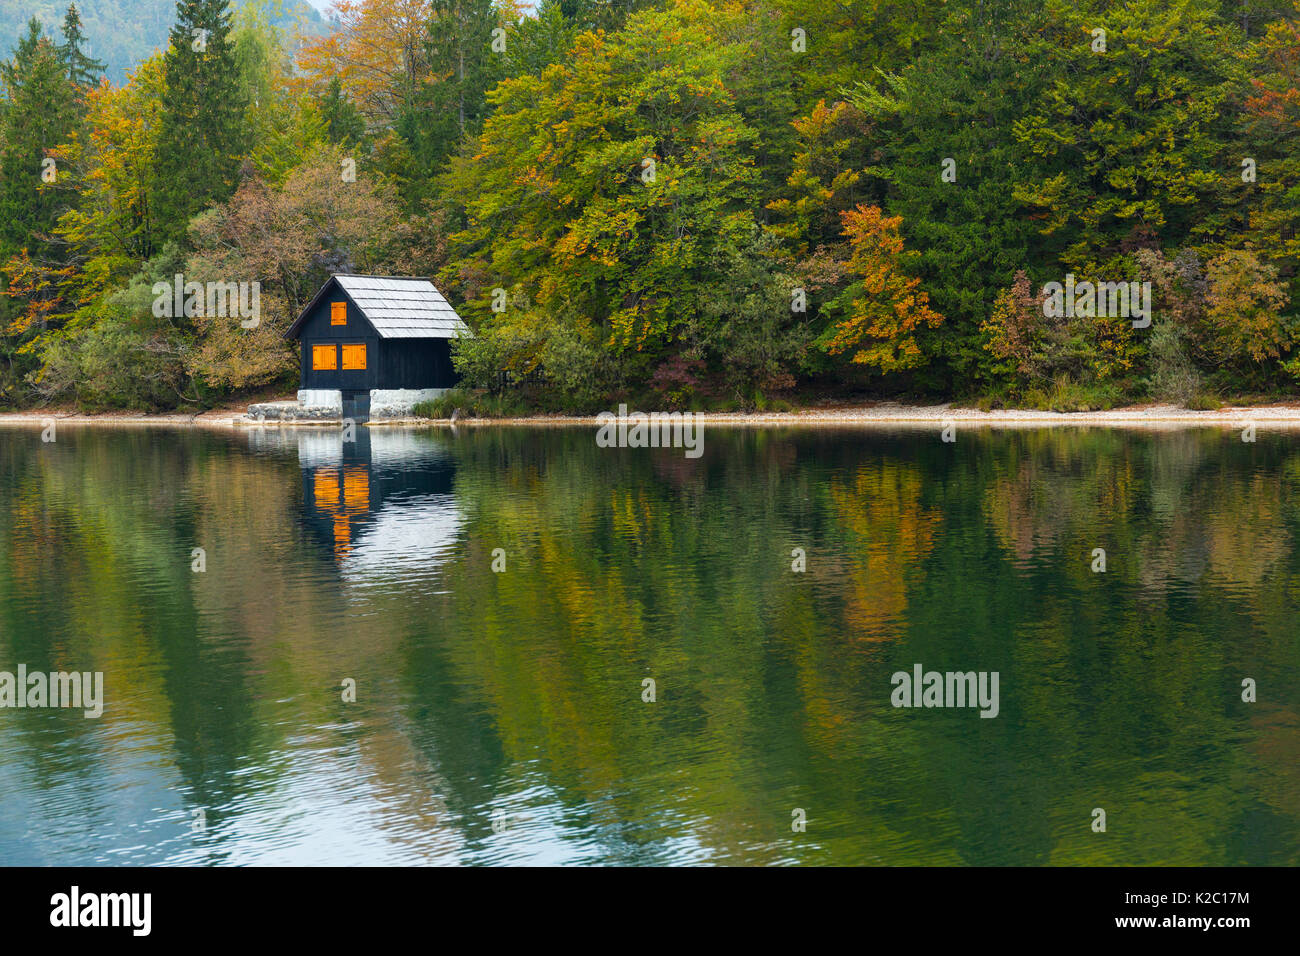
(1, 0, 1299, 411)
(823, 204, 942, 372)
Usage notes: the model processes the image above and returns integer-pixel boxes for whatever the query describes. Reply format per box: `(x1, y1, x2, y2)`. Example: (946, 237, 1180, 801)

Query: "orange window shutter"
(341, 343, 367, 370)
(312, 344, 337, 370)
(331, 301, 347, 325)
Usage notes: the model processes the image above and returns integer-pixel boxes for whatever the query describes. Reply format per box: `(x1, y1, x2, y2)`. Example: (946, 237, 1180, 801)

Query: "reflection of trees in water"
(0, 426, 1297, 863)
(978, 428, 1293, 603)
(426, 428, 1300, 863)
(826, 461, 942, 639)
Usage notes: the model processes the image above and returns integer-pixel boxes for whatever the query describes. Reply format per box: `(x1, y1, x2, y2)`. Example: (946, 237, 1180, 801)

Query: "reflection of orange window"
(341, 343, 367, 370)
(331, 301, 347, 325)
(343, 468, 369, 514)
(314, 469, 339, 510)
(312, 344, 337, 370)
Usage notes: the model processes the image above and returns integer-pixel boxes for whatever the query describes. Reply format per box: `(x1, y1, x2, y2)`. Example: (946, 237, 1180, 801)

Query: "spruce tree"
(400, 0, 501, 190)
(847, 0, 1049, 388)
(0, 19, 79, 260)
(319, 77, 365, 148)
(152, 0, 246, 245)
(59, 4, 105, 88)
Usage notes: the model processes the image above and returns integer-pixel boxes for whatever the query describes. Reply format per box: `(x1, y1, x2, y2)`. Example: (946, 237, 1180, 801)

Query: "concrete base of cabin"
(298, 389, 344, 411)
(247, 388, 447, 422)
(369, 388, 448, 419)
(247, 389, 343, 421)
(246, 401, 341, 422)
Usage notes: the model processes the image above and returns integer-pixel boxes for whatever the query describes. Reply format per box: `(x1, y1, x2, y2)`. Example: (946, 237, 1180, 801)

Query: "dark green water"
(0, 424, 1296, 865)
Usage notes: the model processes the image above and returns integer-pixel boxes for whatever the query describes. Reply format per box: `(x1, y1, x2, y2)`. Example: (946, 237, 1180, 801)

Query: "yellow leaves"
(792, 98, 846, 140)
(50, 52, 164, 297)
(293, 0, 433, 126)
(1202, 250, 1292, 365)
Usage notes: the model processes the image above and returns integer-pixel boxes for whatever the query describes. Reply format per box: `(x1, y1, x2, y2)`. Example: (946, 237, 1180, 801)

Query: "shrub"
(411, 388, 528, 419)
(1023, 375, 1121, 412)
(32, 275, 192, 411)
(1146, 321, 1204, 406)
(36, 324, 189, 411)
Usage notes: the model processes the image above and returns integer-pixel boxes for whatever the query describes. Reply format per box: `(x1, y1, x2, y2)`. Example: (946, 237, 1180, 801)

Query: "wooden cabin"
(285, 275, 470, 418)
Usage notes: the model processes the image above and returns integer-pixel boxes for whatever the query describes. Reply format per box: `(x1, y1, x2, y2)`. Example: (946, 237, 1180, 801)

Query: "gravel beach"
(4, 400, 1300, 429)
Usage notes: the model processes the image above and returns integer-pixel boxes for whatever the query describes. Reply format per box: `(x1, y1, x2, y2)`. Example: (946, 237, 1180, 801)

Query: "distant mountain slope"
(1, 1, 328, 83)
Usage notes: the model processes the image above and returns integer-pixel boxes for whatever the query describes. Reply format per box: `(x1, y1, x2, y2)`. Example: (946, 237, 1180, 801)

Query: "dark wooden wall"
(377, 338, 456, 389)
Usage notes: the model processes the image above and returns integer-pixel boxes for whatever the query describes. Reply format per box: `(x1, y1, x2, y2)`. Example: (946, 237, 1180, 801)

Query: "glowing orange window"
(340, 343, 367, 370)
(312, 344, 337, 370)
(331, 301, 347, 325)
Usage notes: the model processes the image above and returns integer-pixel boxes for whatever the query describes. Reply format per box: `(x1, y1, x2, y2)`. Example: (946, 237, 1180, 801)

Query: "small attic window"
(331, 301, 347, 325)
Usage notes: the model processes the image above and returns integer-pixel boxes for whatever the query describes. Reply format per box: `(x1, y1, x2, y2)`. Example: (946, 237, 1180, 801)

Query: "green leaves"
(443, 0, 769, 383)
(5, 0, 1300, 410)
(1012, 0, 1248, 271)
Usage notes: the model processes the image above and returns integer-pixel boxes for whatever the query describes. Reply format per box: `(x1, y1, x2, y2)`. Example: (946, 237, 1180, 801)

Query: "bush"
(649, 356, 710, 409)
(411, 388, 528, 419)
(27, 247, 199, 411)
(980, 269, 1108, 400)
(451, 309, 622, 409)
(1185, 391, 1222, 411)
(1146, 322, 1204, 406)
(1022, 375, 1121, 412)
(36, 323, 190, 411)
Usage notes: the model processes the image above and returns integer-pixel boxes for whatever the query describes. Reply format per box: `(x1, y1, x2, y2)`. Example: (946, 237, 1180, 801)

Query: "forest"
(1, 0, 1298, 414)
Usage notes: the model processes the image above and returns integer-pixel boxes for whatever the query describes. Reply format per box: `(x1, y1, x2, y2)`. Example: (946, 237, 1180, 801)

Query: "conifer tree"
(0, 19, 79, 260)
(400, 0, 501, 187)
(152, 0, 246, 245)
(59, 4, 105, 89)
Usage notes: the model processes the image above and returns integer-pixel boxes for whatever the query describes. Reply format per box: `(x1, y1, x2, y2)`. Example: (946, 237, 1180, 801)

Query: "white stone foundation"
(247, 389, 342, 421)
(297, 389, 343, 412)
(248, 387, 447, 422)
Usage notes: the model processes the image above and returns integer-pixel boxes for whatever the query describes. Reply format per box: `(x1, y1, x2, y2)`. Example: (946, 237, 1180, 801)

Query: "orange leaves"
(2, 249, 75, 344)
(293, 0, 434, 127)
(1245, 23, 1300, 127)
(823, 204, 942, 371)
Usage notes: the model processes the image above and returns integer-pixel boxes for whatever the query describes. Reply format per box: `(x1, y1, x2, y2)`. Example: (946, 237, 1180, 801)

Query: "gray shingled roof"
(334, 275, 470, 339)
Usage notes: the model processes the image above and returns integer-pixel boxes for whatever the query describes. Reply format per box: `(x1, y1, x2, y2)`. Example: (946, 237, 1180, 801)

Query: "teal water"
(0, 424, 1296, 865)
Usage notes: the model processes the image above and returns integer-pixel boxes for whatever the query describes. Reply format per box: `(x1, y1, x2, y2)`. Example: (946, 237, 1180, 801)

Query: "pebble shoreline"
(4, 401, 1300, 429)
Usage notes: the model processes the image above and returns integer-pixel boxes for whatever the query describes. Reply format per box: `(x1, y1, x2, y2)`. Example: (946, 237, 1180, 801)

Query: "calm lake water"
(0, 423, 1296, 865)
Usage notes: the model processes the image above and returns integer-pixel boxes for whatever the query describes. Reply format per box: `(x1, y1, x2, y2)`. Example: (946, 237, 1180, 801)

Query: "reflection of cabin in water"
(295, 429, 463, 579)
(285, 275, 470, 420)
